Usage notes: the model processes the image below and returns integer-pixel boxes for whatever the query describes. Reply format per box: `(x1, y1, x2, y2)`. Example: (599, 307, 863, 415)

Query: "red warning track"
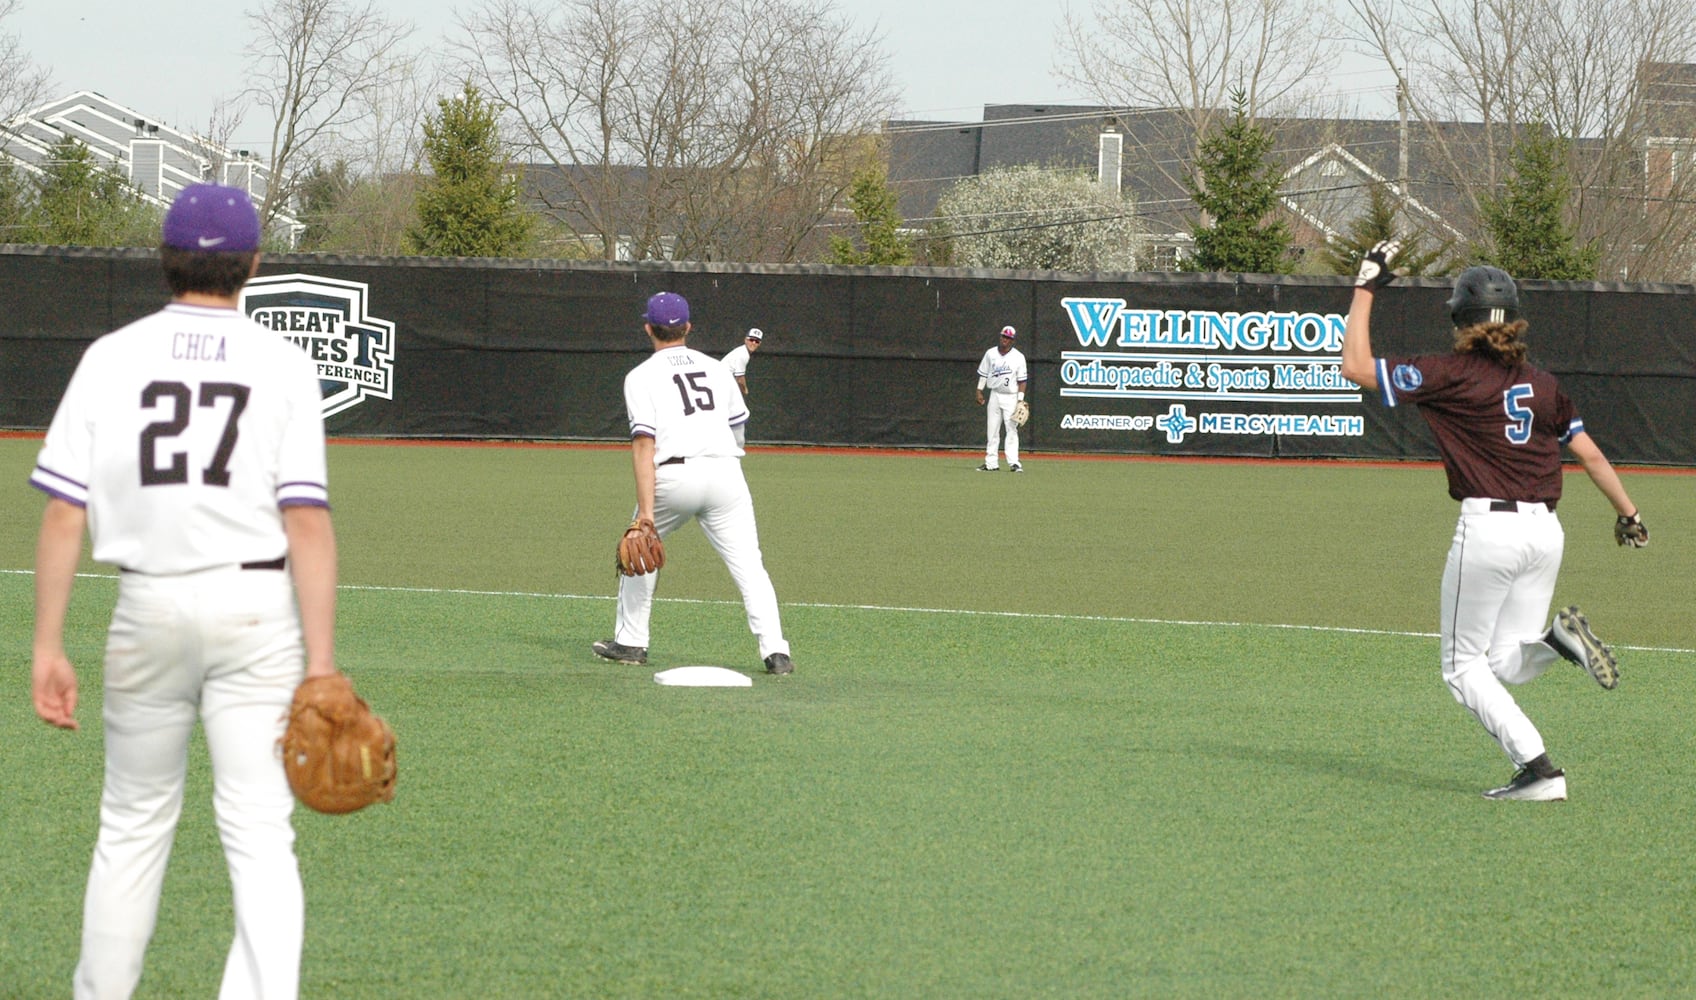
(3, 430, 1689, 473)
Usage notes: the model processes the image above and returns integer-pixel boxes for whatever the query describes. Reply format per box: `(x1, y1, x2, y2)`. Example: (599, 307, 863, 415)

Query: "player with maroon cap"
(1340, 242, 1648, 802)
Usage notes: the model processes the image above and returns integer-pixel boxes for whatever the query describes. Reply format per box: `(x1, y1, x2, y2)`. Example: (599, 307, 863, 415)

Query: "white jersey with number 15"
(623, 345, 749, 464)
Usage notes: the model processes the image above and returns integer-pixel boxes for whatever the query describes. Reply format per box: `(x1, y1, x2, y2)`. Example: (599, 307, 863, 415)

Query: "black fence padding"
(1, 248, 1691, 465)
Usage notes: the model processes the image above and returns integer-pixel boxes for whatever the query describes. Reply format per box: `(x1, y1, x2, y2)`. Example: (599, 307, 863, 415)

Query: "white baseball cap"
(746, 328, 764, 341)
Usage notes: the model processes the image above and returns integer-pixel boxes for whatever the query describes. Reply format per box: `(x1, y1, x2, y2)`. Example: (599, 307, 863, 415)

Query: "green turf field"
(3, 438, 1692, 998)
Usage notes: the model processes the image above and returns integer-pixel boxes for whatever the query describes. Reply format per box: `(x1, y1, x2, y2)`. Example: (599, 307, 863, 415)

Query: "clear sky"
(8, 0, 1399, 148)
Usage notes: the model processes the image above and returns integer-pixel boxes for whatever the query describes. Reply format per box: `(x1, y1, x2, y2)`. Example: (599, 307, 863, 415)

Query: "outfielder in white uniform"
(30, 184, 341, 998)
(593, 293, 794, 676)
(1343, 244, 1645, 802)
(722, 327, 762, 399)
(975, 324, 1028, 471)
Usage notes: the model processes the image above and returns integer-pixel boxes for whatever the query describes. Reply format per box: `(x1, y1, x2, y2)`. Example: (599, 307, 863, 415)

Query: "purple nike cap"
(644, 292, 690, 326)
(162, 184, 261, 252)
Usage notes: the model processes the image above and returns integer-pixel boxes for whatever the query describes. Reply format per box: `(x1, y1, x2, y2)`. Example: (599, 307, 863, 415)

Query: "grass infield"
(2, 438, 1692, 998)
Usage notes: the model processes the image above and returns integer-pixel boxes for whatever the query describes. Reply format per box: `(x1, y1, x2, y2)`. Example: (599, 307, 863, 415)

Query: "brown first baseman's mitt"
(1012, 400, 1030, 427)
(616, 518, 665, 575)
(279, 673, 397, 815)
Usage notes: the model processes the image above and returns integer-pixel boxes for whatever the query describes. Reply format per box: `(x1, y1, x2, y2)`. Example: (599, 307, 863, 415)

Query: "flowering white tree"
(934, 165, 1145, 271)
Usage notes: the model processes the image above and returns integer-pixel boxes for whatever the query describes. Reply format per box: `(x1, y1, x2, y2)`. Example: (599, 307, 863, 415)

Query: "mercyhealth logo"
(240, 274, 395, 418)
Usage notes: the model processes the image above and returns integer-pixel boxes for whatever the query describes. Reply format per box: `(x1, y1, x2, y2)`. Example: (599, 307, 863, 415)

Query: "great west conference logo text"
(240, 274, 396, 418)
(1056, 299, 1363, 444)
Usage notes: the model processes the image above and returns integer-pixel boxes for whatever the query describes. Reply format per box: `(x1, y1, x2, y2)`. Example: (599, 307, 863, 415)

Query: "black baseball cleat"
(763, 653, 794, 675)
(592, 639, 648, 665)
(1009, 463, 1023, 473)
(976, 464, 996, 472)
(1547, 606, 1619, 689)
(1483, 767, 1567, 801)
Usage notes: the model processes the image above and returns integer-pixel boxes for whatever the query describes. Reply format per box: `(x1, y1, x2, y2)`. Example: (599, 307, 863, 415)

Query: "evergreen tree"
(829, 169, 912, 266)
(1475, 127, 1601, 280)
(31, 136, 158, 247)
(1322, 183, 1450, 277)
(0, 157, 35, 242)
(405, 83, 536, 258)
(294, 159, 358, 251)
(1184, 91, 1292, 274)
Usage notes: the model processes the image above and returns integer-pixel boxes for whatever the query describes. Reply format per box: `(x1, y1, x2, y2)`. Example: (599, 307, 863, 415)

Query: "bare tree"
(243, 0, 414, 230)
(0, 0, 51, 123)
(1056, 0, 1341, 193)
(1346, 0, 1696, 279)
(456, 0, 895, 262)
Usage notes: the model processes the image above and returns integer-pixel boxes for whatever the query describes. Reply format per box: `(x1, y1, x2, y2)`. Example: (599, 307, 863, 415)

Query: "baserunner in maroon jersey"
(1340, 242, 1649, 802)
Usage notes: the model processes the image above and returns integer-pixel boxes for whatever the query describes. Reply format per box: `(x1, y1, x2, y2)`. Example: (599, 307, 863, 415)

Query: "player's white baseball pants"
(985, 392, 1020, 468)
(615, 457, 790, 660)
(1438, 500, 1565, 767)
(76, 566, 305, 1000)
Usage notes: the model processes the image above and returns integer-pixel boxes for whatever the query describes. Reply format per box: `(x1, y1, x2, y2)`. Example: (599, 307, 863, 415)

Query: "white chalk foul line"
(5, 569, 1689, 656)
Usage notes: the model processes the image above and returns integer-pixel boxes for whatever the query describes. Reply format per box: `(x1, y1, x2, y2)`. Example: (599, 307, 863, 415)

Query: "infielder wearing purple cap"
(1341, 241, 1646, 803)
(975, 324, 1027, 471)
(594, 293, 794, 675)
(30, 181, 343, 996)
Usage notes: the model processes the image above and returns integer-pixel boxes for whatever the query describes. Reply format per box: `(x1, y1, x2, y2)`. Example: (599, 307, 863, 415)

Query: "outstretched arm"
(1341, 240, 1400, 391)
(1340, 287, 1379, 390)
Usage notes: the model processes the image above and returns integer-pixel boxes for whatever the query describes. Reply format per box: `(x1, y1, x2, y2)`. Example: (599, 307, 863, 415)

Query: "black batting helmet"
(1447, 266, 1520, 327)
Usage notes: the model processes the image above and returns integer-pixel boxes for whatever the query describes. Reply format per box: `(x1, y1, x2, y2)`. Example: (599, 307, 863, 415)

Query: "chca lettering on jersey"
(172, 332, 226, 361)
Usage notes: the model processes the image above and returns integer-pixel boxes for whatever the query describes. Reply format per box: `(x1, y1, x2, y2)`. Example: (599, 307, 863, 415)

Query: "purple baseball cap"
(163, 184, 261, 252)
(644, 292, 690, 326)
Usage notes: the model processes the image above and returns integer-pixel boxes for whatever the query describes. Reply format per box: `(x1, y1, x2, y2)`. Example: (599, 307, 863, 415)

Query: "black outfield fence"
(3, 246, 1692, 465)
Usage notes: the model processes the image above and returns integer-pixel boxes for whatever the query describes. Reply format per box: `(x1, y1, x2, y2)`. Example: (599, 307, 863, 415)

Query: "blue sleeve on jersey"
(1561, 416, 1585, 444)
(1374, 358, 1397, 407)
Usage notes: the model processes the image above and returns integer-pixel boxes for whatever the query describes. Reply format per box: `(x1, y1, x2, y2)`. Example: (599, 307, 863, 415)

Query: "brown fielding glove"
(279, 673, 397, 815)
(616, 518, 665, 575)
(1012, 400, 1030, 427)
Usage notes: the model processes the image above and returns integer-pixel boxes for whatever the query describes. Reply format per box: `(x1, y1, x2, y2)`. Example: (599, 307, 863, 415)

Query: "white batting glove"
(1355, 239, 1402, 289)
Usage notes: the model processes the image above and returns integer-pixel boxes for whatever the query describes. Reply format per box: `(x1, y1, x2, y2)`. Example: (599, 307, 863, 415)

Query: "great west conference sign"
(1056, 299, 1363, 445)
(240, 273, 396, 418)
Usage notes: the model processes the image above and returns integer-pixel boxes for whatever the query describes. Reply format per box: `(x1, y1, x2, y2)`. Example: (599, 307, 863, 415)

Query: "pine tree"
(1184, 91, 1292, 274)
(829, 169, 913, 266)
(31, 136, 158, 247)
(1475, 126, 1600, 280)
(405, 83, 536, 258)
(1322, 183, 1450, 277)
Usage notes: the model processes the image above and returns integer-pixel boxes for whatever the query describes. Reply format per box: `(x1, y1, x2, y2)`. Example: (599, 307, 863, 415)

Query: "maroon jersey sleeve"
(1374, 353, 1573, 504)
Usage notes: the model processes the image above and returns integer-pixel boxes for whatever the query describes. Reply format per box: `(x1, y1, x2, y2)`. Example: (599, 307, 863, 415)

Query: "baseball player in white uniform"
(975, 324, 1028, 471)
(722, 327, 762, 399)
(593, 293, 794, 675)
(30, 184, 340, 998)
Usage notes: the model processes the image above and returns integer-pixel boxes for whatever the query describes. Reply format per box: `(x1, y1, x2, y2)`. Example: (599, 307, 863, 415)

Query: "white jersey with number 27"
(623, 345, 750, 462)
(30, 302, 329, 575)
